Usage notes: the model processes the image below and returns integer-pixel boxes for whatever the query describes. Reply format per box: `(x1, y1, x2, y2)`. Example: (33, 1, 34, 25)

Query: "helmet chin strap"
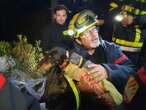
(75, 39, 82, 45)
(98, 35, 103, 45)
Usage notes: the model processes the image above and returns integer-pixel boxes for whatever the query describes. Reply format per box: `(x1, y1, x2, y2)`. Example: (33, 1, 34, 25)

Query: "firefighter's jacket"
(109, 0, 146, 64)
(73, 40, 135, 92)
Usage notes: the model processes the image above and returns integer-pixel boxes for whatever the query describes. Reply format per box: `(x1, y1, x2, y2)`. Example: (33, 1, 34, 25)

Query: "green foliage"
(0, 41, 11, 56)
(11, 35, 44, 77)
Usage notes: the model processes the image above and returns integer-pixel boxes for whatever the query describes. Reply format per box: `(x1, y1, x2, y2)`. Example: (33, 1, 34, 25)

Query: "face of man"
(78, 26, 100, 49)
(54, 9, 67, 25)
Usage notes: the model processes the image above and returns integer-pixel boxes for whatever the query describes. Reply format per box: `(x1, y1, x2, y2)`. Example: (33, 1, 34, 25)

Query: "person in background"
(108, 0, 146, 65)
(41, 4, 74, 51)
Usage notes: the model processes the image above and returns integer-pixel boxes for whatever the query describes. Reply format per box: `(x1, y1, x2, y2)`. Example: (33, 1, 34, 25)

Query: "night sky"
(0, 0, 110, 42)
(0, 0, 50, 42)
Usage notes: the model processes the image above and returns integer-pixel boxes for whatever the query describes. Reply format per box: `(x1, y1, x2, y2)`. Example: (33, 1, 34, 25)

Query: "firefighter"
(64, 9, 135, 110)
(109, 0, 146, 64)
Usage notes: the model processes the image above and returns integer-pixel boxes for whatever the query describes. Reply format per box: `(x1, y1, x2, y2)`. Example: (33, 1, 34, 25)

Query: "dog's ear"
(69, 52, 86, 68)
(47, 47, 68, 65)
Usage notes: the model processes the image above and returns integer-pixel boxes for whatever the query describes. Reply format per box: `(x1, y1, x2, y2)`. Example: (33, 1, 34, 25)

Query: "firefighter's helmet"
(63, 10, 98, 39)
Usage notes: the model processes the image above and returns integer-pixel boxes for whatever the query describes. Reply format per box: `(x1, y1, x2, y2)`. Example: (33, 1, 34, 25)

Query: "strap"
(64, 74, 80, 110)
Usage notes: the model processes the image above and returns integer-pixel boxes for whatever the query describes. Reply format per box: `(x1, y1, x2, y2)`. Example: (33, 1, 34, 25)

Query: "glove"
(64, 63, 123, 109)
(84, 62, 108, 82)
(77, 72, 123, 109)
(124, 75, 139, 103)
(64, 62, 85, 81)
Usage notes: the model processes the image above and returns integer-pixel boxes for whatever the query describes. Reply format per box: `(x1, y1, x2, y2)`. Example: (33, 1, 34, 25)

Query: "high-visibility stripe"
(109, 2, 118, 11)
(135, 28, 141, 42)
(124, 6, 146, 15)
(64, 75, 80, 110)
(137, 67, 146, 85)
(114, 55, 127, 64)
(141, 11, 146, 15)
(0, 73, 6, 90)
(124, 5, 134, 13)
(112, 37, 143, 48)
(112, 24, 143, 48)
(119, 45, 141, 52)
(110, 2, 146, 15)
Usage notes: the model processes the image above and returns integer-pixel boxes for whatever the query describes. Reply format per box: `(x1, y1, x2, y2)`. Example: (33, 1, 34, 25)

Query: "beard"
(89, 37, 100, 48)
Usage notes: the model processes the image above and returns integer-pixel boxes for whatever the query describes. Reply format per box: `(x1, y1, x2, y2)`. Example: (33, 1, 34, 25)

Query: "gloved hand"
(68, 52, 108, 82)
(84, 63, 108, 82)
(64, 62, 123, 108)
(64, 62, 86, 81)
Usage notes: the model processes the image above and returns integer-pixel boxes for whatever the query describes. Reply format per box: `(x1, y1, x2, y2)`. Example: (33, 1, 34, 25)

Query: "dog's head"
(38, 47, 69, 73)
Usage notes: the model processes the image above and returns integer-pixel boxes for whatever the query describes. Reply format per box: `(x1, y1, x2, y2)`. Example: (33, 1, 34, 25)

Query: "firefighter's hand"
(86, 64, 108, 82)
(64, 63, 87, 81)
(121, 15, 134, 27)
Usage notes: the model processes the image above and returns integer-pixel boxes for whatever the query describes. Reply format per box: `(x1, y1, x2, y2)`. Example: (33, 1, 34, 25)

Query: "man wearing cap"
(63, 9, 135, 110)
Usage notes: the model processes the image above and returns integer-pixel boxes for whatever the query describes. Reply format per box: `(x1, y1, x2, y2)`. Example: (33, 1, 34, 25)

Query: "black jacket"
(41, 22, 74, 51)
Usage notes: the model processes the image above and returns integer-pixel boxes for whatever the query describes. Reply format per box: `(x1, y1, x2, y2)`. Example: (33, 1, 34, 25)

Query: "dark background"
(0, 0, 51, 42)
(0, 0, 109, 42)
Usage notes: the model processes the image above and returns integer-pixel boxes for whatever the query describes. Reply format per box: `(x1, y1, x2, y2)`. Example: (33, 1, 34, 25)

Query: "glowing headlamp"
(63, 29, 75, 37)
(114, 13, 124, 22)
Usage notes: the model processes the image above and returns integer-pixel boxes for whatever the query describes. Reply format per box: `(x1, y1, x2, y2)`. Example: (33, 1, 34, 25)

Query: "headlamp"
(114, 13, 124, 22)
(63, 29, 75, 37)
(63, 10, 98, 39)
